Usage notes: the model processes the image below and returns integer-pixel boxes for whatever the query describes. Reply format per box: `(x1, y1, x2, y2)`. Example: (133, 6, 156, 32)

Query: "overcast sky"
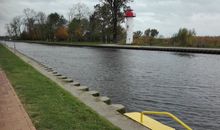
(1, 0, 220, 37)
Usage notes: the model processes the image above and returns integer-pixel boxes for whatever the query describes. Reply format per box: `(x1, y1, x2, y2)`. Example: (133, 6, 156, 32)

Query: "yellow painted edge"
(125, 112, 175, 130)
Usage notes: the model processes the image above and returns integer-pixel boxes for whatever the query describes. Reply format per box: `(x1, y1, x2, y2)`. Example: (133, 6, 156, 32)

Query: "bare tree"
(5, 24, 13, 38)
(13, 16, 23, 36)
(23, 8, 37, 20)
(6, 16, 23, 39)
(36, 12, 46, 25)
(68, 3, 90, 22)
(35, 12, 47, 40)
(23, 8, 37, 39)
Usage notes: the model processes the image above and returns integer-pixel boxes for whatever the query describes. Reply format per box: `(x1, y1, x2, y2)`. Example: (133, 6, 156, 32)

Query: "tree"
(68, 18, 89, 41)
(55, 26, 69, 41)
(144, 28, 151, 37)
(88, 13, 101, 41)
(23, 8, 37, 40)
(6, 16, 23, 39)
(22, 8, 49, 40)
(20, 31, 29, 40)
(150, 29, 159, 38)
(68, 18, 80, 41)
(90, 3, 113, 42)
(68, 3, 90, 22)
(36, 12, 46, 25)
(99, 0, 132, 43)
(46, 13, 67, 40)
(133, 30, 145, 44)
(47, 13, 66, 27)
(144, 28, 159, 45)
(171, 28, 196, 46)
(67, 3, 90, 41)
(35, 12, 47, 40)
(144, 28, 159, 38)
(133, 31, 143, 39)
(5, 24, 13, 38)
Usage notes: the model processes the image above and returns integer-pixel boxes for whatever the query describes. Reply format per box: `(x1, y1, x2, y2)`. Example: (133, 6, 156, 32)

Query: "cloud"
(0, 0, 220, 36)
(132, 0, 220, 36)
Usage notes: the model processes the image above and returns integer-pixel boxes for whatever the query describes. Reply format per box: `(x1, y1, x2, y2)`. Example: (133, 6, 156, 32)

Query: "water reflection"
(173, 52, 195, 57)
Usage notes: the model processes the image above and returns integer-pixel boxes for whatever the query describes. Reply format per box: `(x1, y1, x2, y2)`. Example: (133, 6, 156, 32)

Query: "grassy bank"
(0, 44, 120, 130)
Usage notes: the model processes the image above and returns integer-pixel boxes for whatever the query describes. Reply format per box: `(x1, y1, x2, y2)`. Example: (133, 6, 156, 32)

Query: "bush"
(55, 26, 69, 41)
(171, 28, 196, 47)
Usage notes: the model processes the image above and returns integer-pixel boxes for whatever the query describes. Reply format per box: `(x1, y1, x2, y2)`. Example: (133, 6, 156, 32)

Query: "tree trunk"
(112, 1, 118, 43)
(113, 18, 117, 43)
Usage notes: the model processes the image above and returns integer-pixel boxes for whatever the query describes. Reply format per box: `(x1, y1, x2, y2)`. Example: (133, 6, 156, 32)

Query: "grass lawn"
(0, 44, 120, 130)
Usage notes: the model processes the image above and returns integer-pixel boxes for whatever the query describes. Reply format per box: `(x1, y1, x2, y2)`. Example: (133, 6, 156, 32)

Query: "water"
(2, 41, 220, 130)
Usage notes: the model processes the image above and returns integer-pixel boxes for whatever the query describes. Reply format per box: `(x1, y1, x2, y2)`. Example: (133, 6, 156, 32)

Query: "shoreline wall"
(13, 40, 220, 55)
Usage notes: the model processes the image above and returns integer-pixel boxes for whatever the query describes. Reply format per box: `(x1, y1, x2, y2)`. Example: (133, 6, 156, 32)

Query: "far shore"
(6, 40, 220, 55)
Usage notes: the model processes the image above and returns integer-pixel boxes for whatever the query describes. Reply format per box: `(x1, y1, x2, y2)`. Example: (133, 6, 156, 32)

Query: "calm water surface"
(3, 41, 220, 130)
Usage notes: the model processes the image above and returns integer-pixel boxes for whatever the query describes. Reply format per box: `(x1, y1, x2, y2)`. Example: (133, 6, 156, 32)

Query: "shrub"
(171, 28, 196, 47)
(55, 26, 69, 41)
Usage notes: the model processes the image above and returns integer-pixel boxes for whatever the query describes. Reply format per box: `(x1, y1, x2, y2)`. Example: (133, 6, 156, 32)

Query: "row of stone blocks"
(41, 64, 126, 114)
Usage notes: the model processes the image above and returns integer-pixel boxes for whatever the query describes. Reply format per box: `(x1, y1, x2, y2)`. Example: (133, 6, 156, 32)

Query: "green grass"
(0, 44, 120, 130)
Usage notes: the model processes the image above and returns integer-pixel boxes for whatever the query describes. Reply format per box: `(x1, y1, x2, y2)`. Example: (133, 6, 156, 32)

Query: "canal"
(3, 41, 220, 130)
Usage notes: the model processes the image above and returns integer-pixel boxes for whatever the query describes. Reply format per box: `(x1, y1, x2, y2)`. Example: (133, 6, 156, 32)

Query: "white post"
(13, 41, 16, 53)
(126, 17, 134, 45)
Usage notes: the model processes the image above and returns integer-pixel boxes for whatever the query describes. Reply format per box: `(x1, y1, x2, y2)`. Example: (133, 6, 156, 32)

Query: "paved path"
(0, 69, 36, 130)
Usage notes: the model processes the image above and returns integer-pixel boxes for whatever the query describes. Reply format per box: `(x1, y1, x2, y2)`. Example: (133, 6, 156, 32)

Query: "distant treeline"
(4, 1, 220, 48)
(195, 36, 220, 48)
(133, 28, 220, 48)
(5, 1, 132, 43)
